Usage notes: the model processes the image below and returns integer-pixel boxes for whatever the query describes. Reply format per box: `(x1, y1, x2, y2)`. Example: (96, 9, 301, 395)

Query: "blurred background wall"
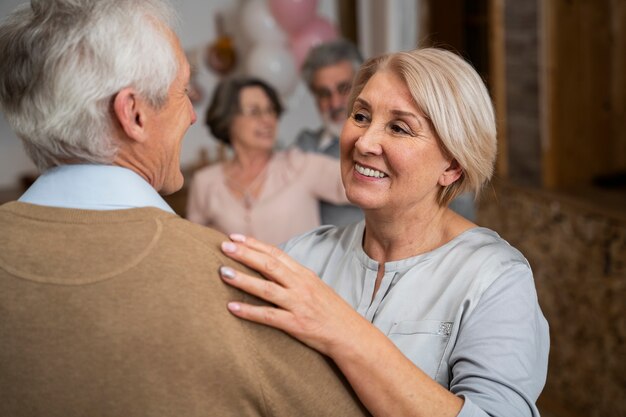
(0, 1, 624, 416)
(0, 0, 340, 189)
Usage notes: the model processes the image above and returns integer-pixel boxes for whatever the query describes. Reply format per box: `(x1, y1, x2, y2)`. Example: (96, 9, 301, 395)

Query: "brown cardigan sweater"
(0, 202, 368, 417)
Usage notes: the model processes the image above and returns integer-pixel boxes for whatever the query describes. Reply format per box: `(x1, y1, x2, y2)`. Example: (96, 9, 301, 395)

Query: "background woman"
(186, 77, 352, 245)
(217, 48, 549, 417)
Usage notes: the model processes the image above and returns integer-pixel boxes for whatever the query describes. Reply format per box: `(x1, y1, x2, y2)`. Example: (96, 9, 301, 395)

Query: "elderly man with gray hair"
(0, 1, 369, 416)
(295, 38, 364, 227)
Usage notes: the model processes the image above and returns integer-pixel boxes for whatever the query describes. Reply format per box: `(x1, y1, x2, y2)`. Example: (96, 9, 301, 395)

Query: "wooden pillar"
(489, 0, 508, 180)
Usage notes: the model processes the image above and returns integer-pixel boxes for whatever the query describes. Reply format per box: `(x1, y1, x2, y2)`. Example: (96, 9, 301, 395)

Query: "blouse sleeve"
(303, 152, 350, 205)
(451, 264, 550, 417)
(186, 171, 210, 226)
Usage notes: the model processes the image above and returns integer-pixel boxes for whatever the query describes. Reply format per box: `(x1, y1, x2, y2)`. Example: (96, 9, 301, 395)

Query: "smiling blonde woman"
(217, 48, 550, 417)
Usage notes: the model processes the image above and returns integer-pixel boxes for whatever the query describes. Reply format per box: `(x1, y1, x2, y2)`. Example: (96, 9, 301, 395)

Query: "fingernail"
(230, 233, 246, 243)
(219, 266, 236, 279)
(221, 241, 237, 253)
(227, 302, 241, 312)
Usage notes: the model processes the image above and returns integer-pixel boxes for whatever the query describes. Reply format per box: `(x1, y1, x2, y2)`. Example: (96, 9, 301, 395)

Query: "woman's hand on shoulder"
(219, 233, 367, 356)
(219, 234, 466, 417)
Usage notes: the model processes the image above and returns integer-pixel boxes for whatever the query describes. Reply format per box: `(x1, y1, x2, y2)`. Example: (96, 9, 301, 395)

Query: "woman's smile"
(354, 162, 387, 179)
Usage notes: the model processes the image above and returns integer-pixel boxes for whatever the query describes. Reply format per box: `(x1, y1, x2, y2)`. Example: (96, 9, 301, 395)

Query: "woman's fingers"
(219, 265, 289, 308)
(220, 264, 298, 334)
(221, 238, 294, 286)
(226, 300, 293, 331)
(219, 234, 361, 355)
(228, 234, 306, 273)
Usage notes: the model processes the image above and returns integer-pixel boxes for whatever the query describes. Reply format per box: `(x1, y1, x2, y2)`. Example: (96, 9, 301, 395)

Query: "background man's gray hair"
(301, 39, 363, 89)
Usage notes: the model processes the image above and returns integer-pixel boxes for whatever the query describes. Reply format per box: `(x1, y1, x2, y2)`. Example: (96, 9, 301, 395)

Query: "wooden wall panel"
(611, 0, 626, 172)
(337, 0, 358, 46)
(544, 0, 618, 188)
(489, 0, 508, 179)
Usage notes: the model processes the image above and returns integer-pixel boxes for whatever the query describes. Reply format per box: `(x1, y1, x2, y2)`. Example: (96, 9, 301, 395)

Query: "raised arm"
(303, 152, 351, 205)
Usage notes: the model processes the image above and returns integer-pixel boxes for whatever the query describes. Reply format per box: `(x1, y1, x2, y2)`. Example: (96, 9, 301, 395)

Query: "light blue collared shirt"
(18, 164, 175, 213)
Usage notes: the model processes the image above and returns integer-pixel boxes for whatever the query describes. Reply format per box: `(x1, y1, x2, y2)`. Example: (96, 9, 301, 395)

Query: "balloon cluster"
(240, 0, 338, 97)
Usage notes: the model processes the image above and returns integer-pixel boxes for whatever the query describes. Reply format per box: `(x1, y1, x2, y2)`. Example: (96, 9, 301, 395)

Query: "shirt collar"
(318, 129, 339, 151)
(18, 164, 175, 213)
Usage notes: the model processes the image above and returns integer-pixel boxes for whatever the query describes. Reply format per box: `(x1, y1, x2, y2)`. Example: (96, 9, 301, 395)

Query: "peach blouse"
(186, 148, 350, 245)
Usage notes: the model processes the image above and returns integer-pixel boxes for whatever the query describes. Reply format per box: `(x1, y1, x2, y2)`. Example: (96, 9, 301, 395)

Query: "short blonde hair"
(347, 47, 497, 206)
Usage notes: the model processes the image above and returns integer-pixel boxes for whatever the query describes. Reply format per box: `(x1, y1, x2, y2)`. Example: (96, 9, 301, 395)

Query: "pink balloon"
(289, 16, 338, 69)
(269, 0, 318, 35)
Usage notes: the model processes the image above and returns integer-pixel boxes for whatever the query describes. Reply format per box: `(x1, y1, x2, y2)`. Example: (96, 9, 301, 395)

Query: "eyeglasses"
(313, 81, 352, 101)
(238, 107, 278, 119)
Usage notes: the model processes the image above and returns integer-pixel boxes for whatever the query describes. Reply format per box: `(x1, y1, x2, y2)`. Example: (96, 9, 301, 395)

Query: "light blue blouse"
(282, 222, 550, 417)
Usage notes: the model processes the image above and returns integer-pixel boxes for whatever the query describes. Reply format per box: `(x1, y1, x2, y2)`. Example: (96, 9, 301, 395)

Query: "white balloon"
(240, 0, 287, 45)
(246, 43, 297, 97)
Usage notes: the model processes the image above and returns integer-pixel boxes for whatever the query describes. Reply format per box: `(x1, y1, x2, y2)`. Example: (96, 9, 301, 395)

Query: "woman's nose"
(354, 127, 383, 155)
(259, 113, 277, 128)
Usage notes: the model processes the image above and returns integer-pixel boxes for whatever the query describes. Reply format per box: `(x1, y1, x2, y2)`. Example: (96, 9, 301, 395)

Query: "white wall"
(357, 0, 421, 59)
(0, 0, 337, 189)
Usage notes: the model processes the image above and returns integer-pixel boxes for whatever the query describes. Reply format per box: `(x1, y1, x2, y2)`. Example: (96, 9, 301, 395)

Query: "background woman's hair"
(205, 77, 283, 145)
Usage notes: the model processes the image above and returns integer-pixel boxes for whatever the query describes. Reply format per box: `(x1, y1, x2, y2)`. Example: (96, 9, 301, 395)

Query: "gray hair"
(301, 39, 363, 90)
(0, 0, 178, 171)
(348, 48, 497, 206)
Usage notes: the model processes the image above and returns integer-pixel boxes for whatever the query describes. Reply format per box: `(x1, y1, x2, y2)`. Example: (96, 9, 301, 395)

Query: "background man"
(296, 39, 364, 227)
(0, 1, 367, 416)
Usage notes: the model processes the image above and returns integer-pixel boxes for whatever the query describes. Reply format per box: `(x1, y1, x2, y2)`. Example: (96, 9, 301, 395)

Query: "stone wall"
(477, 182, 625, 417)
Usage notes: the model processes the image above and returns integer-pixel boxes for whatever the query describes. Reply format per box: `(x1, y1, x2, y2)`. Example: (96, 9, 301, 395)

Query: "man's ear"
(439, 159, 463, 186)
(113, 88, 149, 143)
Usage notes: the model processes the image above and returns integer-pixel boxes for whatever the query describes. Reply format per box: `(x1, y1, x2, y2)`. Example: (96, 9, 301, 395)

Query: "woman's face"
(340, 70, 460, 214)
(229, 86, 278, 152)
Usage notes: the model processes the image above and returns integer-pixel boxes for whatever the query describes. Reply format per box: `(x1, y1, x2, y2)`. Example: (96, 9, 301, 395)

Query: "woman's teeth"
(355, 164, 386, 178)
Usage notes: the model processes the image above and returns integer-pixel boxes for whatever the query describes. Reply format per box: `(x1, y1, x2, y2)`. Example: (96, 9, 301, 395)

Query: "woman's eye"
(352, 111, 369, 123)
(390, 123, 409, 134)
